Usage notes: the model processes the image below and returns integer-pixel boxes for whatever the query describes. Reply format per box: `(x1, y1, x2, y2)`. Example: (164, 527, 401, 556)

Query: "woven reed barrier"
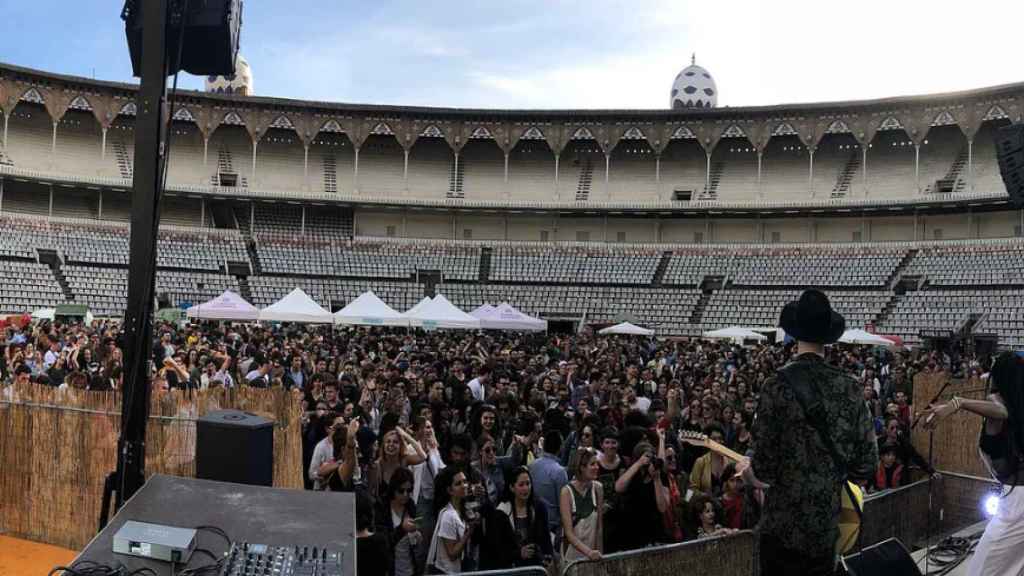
(0, 383, 303, 550)
(860, 478, 938, 549)
(938, 472, 1000, 534)
(562, 530, 758, 576)
(910, 373, 988, 478)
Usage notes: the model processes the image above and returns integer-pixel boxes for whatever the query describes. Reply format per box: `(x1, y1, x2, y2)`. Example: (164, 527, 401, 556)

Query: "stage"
(909, 520, 989, 576)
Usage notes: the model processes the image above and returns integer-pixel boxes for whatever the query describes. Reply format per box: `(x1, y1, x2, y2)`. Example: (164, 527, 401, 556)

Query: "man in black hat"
(739, 289, 878, 575)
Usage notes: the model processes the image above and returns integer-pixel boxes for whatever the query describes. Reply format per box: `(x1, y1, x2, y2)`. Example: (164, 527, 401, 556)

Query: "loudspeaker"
(122, 0, 242, 77)
(995, 122, 1024, 206)
(196, 409, 273, 486)
(841, 538, 921, 576)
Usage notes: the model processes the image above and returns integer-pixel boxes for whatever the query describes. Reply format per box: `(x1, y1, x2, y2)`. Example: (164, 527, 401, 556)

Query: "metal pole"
(101, 127, 108, 160)
(51, 121, 58, 154)
(403, 148, 409, 191)
(2, 111, 8, 148)
(967, 139, 974, 193)
(98, 190, 103, 220)
(117, 0, 169, 507)
(915, 144, 921, 194)
(554, 153, 559, 200)
(862, 146, 868, 197)
(1, 178, 5, 213)
(808, 148, 815, 198)
(353, 146, 360, 194)
(48, 184, 53, 217)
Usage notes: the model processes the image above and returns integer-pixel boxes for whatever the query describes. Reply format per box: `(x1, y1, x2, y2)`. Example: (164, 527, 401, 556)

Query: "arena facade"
(1, 59, 1023, 348)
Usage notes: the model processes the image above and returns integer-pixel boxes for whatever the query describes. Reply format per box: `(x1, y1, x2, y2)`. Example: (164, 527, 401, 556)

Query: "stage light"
(984, 494, 1000, 517)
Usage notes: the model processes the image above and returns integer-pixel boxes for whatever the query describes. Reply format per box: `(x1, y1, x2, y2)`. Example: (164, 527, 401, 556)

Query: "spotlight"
(984, 494, 1000, 518)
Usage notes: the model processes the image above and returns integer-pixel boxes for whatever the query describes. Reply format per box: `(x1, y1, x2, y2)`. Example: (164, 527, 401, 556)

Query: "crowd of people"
(0, 310, 973, 575)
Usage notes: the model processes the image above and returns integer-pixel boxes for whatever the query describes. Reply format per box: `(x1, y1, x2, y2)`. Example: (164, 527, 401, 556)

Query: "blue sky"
(2, 0, 1023, 110)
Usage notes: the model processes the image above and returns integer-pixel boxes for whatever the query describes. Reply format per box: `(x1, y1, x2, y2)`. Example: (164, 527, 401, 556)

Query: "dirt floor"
(0, 535, 77, 576)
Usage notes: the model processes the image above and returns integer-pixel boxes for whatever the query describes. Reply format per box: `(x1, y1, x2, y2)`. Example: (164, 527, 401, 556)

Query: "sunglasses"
(395, 486, 412, 495)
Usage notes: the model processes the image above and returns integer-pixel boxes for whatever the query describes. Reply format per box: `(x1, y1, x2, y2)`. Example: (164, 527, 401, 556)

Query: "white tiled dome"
(205, 54, 253, 96)
(671, 56, 717, 109)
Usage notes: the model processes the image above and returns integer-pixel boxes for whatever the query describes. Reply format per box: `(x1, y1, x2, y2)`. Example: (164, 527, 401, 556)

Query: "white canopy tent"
(403, 294, 481, 330)
(469, 303, 497, 317)
(839, 328, 896, 346)
(598, 321, 655, 336)
(472, 302, 547, 331)
(334, 291, 409, 326)
(702, 326, 768, 343)
(258, 288, 334, 324)
(186, 290, 259, 321)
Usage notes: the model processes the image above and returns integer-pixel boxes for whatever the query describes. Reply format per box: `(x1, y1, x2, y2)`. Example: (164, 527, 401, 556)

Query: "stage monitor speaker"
(995, 122, 1024, 206)
(123, 0, 242, 77)
(841, 538, 921, 576)
(196, 409, 273, 487)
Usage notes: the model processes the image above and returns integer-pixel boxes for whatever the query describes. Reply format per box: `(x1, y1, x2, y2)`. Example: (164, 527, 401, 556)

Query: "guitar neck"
(700, 439, 745, 463)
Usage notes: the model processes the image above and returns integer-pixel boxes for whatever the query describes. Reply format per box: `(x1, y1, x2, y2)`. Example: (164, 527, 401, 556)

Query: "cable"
(48, 560, 160, 576)
(918, 530, 984, 576)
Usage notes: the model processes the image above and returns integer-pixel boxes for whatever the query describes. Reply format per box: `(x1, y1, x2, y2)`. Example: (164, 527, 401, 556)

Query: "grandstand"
(1, 60, 1023, 350)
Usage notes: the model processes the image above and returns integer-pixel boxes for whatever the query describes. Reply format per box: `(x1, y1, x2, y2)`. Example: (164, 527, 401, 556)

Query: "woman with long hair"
(426, 467, 475, 574)
(479, 466, 553, 570)
(559, 447, 604, 564)
(375, 467, 420, 576)
(923, 351, 1024, 576)
(373, 424, 427, 499)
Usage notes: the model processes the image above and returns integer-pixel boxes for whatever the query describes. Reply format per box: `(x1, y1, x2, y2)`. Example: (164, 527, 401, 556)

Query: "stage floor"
(0, 534, 77, 576)
(910, 520, 989, 576)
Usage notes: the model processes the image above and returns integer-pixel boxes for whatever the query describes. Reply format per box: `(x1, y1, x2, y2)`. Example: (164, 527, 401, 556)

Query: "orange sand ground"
(0, 535, 77, 576)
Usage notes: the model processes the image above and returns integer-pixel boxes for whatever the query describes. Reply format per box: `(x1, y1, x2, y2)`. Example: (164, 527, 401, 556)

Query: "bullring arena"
(0, 41, 1020, 576)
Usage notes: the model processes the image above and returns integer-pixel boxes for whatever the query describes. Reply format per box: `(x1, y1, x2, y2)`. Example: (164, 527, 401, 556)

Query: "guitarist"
(738, 290, 878, 576)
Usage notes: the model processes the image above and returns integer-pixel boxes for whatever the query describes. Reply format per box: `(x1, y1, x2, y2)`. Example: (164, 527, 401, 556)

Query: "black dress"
(356, 532, 390, 576)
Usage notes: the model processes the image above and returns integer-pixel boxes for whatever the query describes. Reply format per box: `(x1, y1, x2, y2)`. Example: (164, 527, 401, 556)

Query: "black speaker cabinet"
(995, 122, 1024, 206)
(196, 409, 273, 486)
(841, 538, 921, 576)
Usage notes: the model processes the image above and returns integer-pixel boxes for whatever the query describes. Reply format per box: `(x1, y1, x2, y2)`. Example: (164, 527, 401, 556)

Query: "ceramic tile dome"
(671, 55, 717, 109)
(205, 54, 253, 96)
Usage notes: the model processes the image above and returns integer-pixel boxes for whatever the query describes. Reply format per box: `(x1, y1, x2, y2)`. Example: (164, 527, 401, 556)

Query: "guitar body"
(678, 430, 863, 554)
(837, 481, 863, 554)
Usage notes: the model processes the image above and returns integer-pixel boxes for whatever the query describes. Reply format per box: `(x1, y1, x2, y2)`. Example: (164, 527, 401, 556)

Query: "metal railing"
(562, 530, 758, 576)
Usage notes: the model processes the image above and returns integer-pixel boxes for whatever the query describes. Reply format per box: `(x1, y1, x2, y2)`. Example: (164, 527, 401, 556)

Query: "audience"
(0, 315, 966, 573)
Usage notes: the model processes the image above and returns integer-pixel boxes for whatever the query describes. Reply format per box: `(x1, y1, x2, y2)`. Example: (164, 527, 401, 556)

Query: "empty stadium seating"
(490, 245, 660, 284)
(1, 208, 1022, 350)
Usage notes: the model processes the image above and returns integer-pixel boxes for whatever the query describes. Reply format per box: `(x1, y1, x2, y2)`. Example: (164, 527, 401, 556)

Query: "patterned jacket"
(751, 353, 878, 557)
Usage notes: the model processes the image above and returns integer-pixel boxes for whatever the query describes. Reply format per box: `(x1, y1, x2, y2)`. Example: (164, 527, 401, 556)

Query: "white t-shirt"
(631, 396, 652, 414)
(467, 377, 485, 402)
(427, 503, 466, 573)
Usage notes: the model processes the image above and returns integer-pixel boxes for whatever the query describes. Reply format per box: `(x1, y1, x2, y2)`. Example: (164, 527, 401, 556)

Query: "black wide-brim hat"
(779, 289, 846, 345)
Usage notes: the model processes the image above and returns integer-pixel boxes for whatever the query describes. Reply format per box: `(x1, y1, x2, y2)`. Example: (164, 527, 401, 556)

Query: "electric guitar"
(678, 430, 863, 554)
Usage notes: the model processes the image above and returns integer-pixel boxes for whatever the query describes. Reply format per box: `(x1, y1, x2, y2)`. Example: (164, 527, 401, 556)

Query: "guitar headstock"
(678, 429, 710, 448)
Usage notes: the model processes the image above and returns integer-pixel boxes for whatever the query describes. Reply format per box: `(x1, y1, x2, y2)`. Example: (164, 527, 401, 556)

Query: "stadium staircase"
(322, 153, 338, 193)
(245, 240, 263, 275)
(702, 162, 723, 199)
(929, 149, 968, 194)
(478, 247, 492, 282)
(960, 312, 986, 336)
(886, 249, 919, 289)
(832, 152, 860, 197)
(236, 276, 253, 303)
(874, 293, 903, 326)
(688, 289, 713, 324)
(113, 139, 133, 180)
(38, 249, 73, 302)
(448, 157, 465, 199)
(651, 251, 673, 286)
(576, 158, 594, 201)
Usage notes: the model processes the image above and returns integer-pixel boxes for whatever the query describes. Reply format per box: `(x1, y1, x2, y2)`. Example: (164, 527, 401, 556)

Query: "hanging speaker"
(995, 122, 1024, 206)
(841, 538, 921, 576)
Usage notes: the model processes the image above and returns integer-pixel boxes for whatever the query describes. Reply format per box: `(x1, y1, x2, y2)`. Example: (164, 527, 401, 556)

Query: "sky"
(1, 0, 1022, 110)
